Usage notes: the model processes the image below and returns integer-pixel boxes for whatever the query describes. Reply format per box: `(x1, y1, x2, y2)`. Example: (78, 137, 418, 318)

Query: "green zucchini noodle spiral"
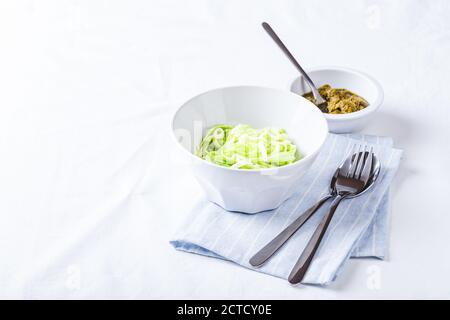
(196, 124, 301, 169)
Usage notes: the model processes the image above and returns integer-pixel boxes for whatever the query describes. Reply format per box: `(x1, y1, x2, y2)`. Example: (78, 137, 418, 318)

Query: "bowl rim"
(171, 85, 329, 173)
(289, 66, 384, 121)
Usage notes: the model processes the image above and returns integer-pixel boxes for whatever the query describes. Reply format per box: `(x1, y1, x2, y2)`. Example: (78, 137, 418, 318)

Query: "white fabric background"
(0, 0, 449, 299)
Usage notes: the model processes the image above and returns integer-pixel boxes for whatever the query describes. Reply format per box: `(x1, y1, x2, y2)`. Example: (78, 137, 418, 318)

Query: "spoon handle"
(249, 195, 332, 267)
(288, 194, 345, 284)
(261, 22, 318, 94)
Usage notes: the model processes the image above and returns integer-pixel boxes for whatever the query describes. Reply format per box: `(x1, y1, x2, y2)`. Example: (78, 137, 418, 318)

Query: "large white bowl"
(172, 86, 328, 213)
(289, 66, 383, 133)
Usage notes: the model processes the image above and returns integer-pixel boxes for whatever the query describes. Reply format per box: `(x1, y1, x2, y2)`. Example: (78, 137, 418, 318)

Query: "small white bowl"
(289, 66, 384, 133)
(172, 86, 328, 213)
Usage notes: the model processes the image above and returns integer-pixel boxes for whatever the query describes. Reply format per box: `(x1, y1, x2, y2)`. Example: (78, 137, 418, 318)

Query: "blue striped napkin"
(170, 134, 402, 285)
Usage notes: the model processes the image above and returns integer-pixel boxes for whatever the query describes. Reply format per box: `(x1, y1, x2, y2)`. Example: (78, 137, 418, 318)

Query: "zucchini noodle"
(196, 124, 301, 169)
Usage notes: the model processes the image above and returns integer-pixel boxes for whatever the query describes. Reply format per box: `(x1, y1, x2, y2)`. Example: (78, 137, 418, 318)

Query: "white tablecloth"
(0, 0, 449, 299)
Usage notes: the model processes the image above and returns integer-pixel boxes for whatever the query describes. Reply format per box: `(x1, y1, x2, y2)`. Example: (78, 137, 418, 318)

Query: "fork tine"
(341, 144, 356, 175)
(354, 145, 368, 179)
(348, 145, 362, 178)
(346, 144, 358, 177)
(360, 147, 374, 185)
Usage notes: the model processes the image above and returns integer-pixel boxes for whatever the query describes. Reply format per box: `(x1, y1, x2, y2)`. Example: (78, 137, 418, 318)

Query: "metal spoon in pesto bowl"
(289, 66, 384, 133)
(260, 22, 383, 133)
(261, 22, 328, 113)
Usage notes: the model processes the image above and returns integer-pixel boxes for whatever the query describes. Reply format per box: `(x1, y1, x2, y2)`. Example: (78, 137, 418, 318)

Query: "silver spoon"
(288, 146, 378, 284)
(261, 22, 327, 112)
(249, 145, 381, 268)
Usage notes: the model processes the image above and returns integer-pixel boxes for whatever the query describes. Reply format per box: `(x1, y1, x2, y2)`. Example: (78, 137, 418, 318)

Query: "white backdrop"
(0, 0, 449, 299)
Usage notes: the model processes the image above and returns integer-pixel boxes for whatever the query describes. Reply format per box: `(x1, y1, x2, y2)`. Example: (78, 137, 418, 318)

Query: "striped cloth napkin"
(170, 133, 402, 285)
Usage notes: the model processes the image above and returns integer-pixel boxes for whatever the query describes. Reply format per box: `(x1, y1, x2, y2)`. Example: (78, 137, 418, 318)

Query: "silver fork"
(288, 145, 375, 284)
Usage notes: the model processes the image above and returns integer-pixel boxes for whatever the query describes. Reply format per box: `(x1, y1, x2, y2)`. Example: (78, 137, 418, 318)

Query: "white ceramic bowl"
(289, 66, 383, 133)
(172, 86, 328, 213)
